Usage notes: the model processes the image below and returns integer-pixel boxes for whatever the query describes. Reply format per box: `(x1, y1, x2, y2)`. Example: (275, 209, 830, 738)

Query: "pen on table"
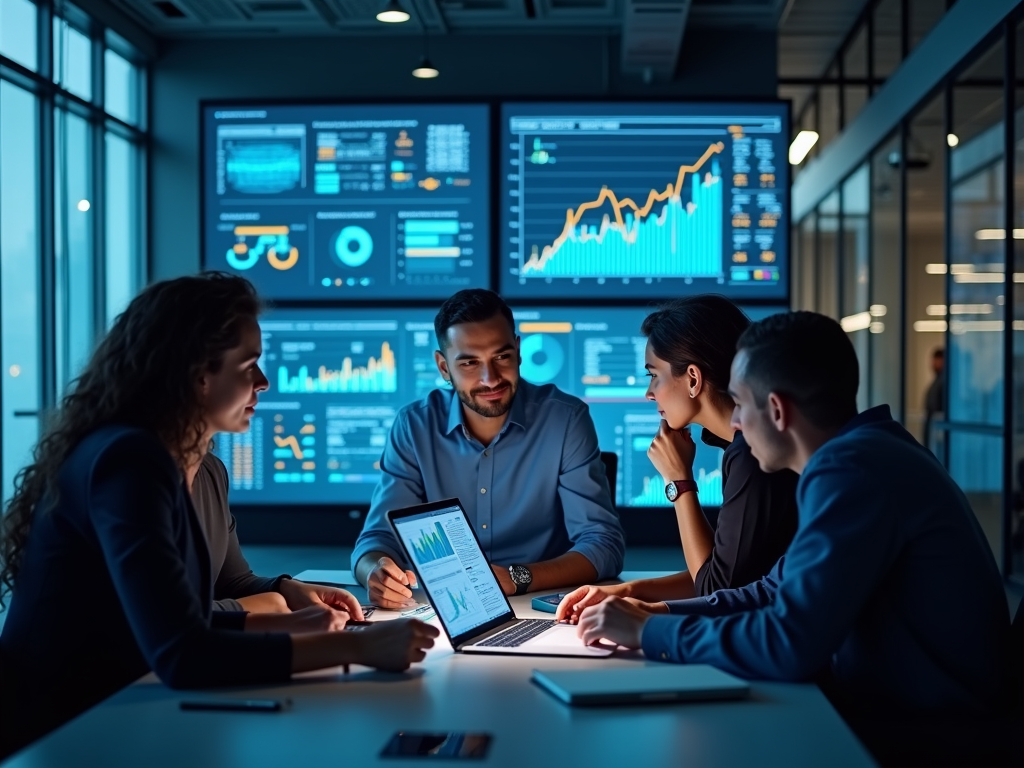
(180, 698, 290, 712)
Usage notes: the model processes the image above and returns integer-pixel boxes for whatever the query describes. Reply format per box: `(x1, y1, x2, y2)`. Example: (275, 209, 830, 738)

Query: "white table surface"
(3, 572, 877, 768)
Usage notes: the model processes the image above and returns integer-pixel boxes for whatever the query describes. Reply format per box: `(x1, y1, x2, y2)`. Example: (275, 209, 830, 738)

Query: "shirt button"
(480, 488, 487, 494)
(483, 450, 489, 457)
(482, 524, 488, 529)
(660, 652, 668, 660)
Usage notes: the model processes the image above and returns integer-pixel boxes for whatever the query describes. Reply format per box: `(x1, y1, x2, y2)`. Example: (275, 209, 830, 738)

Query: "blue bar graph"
(631, 467, 723, 507)
(411, 522, 456, 564)
(523, 160, 723, 279)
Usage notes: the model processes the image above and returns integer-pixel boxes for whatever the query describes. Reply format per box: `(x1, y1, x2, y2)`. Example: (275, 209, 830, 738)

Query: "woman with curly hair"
(0, 273, 437, 757)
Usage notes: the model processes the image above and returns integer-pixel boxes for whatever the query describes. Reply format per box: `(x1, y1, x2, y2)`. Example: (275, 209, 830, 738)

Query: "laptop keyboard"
(474, 619, 554, 648)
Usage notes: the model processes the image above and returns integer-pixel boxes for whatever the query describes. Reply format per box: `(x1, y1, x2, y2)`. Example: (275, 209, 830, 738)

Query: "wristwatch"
(665, 479, 699, 502)
(508, 564, 533, 595)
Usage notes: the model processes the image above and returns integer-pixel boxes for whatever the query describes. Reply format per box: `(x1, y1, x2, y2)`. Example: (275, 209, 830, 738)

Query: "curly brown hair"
(0, 272, 262, 606)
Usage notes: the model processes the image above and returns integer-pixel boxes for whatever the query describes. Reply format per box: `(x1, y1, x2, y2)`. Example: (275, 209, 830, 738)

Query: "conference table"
(3, 571, 878, 768)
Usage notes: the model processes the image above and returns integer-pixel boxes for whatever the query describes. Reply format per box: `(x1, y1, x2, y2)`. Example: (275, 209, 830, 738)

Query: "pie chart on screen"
(520, 334, 565, 383)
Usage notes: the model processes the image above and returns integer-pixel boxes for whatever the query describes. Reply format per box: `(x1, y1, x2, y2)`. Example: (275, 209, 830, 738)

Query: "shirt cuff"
(566, 543, 619, 582)
(641, 614, 688, 663)
(272, 574, 292, 592)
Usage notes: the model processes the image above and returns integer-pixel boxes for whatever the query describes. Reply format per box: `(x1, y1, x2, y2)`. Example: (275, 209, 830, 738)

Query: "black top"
(692, 430, 799, 597)
(0, 427, 293, 756)
(191, 453, 285, 611)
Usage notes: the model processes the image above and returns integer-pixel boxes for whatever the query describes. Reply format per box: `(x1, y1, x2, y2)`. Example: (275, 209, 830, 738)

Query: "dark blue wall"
(149, 28, 778, 280)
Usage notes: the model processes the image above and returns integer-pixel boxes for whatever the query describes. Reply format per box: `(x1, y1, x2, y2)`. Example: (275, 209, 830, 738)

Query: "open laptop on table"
(387, 499, 613, 657)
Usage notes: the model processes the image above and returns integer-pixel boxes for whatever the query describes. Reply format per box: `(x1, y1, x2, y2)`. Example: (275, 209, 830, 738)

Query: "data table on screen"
(202, 104, 490, 300)
(500, 103, 789, 300)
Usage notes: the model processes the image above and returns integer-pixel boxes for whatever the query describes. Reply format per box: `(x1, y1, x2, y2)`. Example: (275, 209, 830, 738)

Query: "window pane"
(819, 79, 840, 150)
(54, 109, 94, 389)
(1011, 18, 1024, 578)
(949, 41, 1005, 428)
(817, 191, 840, 319)
(871, 132, 903, 420)
(0, 0, 37, 71)
(53, 16, 92, 101)
(105, 48, 138, 125)
(948, 431, 1003, 562)
(842, 165, 870, 413)
(873, 0, 903, 80)
(843, 24, 869, 125)
(105, 133, 138, 324)
(906, 94, 946, 450)
(0, 81, 40, 503)
(909, 0, 948, 53)
(797, 214, 816, 311)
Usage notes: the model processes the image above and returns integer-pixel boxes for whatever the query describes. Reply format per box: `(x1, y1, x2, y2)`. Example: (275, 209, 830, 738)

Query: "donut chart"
(332, 226, 374, 268)
(520, 334, 565, 383)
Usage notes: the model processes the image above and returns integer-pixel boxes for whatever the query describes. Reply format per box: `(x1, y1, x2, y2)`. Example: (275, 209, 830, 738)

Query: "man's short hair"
(434, 289, 516, 352)
(736, 311, 859, 430)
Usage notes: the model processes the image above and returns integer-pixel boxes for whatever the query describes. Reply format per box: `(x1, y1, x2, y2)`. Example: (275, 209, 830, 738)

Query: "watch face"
(665, 482, 678, 502)
(509, 565, 532, 585)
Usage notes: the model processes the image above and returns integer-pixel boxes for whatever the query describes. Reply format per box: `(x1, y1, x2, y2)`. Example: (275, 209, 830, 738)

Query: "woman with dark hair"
(556, 295, 799, 620)
(0, 273, 437, 757)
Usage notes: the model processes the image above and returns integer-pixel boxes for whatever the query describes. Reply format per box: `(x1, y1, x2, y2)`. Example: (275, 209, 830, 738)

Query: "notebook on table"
(531, 665, 750, 705)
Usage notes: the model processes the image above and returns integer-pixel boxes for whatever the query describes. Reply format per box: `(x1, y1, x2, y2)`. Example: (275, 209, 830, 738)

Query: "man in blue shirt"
(353, 289, 624, 608)
(577, 311, 1010, 715)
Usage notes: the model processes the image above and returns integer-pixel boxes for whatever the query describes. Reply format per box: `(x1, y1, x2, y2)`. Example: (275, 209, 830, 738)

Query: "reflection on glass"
(1011, 19, 1024, 579)
(105, 133, 138, 324)
(53, 16, 92, 101)
(844, 25, 869, 125)
(0, 0, 37, 72)
(105, 49, 138, 125)
(871, 133, 903, 420)
(909, 0, 948, 52)
(0, 81, 40, 503)
(873, 0, 902, 80)
(817, 192, 840, 319)
(905, 94, 946, 447)
(54, 110, 94, 390)
(949, 41, 1005, 427)
(949, 432, 1003, 562)
(797, 214, 816, 311)
(842, 165, 871, 412)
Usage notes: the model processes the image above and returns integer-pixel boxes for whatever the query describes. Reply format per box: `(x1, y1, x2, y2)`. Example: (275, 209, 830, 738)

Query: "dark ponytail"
(640, 295, 750, 408)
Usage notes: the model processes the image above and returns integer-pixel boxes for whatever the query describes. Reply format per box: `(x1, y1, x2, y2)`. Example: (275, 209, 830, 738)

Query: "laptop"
(531, 665, 750, 706)
(387, 499, 613, 657)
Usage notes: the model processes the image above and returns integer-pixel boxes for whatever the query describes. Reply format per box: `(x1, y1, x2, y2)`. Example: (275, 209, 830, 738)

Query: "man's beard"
(455, 380, 518, 418)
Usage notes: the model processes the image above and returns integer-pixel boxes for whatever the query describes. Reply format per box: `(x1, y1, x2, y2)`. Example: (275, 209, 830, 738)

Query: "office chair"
(599, 451, 618, 508)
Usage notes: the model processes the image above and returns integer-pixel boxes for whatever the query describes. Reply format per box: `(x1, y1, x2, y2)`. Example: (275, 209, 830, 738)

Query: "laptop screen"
(391, 502, 512, 639)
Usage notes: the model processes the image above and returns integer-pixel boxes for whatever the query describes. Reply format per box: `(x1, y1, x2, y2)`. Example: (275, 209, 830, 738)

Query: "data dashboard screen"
(511, 307, 724, 508)
(500, 102, 789, 300)
(214, 308, 443, 505)
(218, 306, 785, 506)
(202, 104, 490, 300)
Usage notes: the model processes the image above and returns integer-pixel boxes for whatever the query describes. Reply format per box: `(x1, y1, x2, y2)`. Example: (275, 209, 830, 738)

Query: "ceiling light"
(788, 130, 819, 165)
(412, 56, 439, 79)
(840, 311, 871, 333)
(947, 133, 959, 147)
(376, 0, 410, 23)
(913, 320, 947, 333)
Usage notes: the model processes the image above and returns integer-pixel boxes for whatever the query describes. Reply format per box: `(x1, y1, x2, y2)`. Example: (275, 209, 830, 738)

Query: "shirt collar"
(443, 381, 530, 438)
(835, 404, 892, 439)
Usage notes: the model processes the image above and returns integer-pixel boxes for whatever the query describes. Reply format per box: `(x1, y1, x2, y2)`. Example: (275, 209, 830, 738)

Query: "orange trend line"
(274, 435, 303, 460)
(523, 141, 725, 274)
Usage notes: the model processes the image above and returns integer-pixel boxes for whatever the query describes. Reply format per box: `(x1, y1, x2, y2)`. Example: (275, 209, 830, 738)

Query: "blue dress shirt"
(640, 406, 1011, 714)
(351, 381, 624, 579)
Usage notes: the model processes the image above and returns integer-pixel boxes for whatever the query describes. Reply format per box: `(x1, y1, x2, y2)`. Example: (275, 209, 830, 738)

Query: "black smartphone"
(381, 732, 492, 760)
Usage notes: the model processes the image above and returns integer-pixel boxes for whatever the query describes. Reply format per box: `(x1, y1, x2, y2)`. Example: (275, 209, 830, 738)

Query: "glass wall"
(0, 1, 147, 502)
(792, 14, 1024, 581)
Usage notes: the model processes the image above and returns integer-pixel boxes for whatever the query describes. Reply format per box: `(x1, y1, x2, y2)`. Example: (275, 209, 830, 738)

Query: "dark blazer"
(0, 427, 292, 757)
